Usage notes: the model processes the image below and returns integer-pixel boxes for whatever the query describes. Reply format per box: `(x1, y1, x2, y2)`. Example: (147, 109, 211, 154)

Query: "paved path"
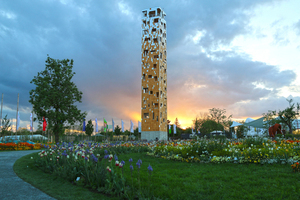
(0, 150, 56, 200)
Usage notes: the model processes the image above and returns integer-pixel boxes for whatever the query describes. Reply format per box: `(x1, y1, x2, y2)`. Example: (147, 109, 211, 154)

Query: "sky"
(1, 0, 300, 131)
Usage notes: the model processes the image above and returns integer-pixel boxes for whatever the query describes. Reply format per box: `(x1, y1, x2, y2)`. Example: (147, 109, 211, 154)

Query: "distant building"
(141, 7, 167, 141)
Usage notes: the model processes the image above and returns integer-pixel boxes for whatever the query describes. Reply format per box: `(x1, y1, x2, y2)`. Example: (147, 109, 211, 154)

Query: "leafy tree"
(262, 110, 284, 131)
(85, 120, 94, 136)
(192, 118, 200, 132)
(133, 127, 139, 135)
(185, 127, 192, 134)
(199, 119, 224, 134)
(278, 99, 300, 134)
(208, 108, 232, 129)
(29, 56, 86, 143)
(263, 99, 300, 134)
(123, 130, 131, 135)
(1, 115, 11, 137)
(114, 125, 121, 135)
(236, 122, 248, 138)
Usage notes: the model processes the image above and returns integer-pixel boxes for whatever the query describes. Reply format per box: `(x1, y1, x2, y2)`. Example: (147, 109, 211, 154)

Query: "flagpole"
(16, 93, 19, 138)
(0, 93, 3, 129)
(31, 92, 34, 141)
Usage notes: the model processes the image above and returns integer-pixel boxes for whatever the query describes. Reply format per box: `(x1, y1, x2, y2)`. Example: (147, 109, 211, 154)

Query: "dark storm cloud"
(0, 0, 295, 128)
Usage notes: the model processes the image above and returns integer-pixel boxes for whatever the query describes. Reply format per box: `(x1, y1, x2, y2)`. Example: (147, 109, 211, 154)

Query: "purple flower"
(129, 158, 133, 163)
(62, 150, 68, 157)
(114, 155, 118, 161)
(91, 154, 98, 163)
(130, 164, 134, 172)
(121, 160, 125, 166)
(138, 159, 142, 164)
(136, 161, 141, 169)
(147, 164, 153, 172)
(104, 150, 108, 154)
(104, 154, 109, 159)
(85, 156, 88, 161)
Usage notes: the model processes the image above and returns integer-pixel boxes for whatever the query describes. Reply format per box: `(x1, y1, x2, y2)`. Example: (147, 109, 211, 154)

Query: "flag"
(104, 118, 107, 132)
(82, 118, 86, 131)
(121, 120, 124, 132)
(95, 118, 98, 132)
(112, 118, 115, 132)
(173, 124, 176, 134)
(43, 116, 47, 131)
(168, 124, 171, 134)
(138, 121, 141, 132)
(30, 113, 33, 131)
(16, 111, 20, 131)
(130, 120, 134, 133)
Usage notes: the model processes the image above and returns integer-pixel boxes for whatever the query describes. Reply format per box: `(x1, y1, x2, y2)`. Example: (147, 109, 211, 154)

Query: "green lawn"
(14, 152, 300, 199)
(13, 152, 118, 200)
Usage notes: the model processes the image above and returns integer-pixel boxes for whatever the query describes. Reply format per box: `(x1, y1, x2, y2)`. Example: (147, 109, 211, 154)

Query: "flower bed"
(147, 137, 300, 166)
(0, 142, 43, 151)
(34, 141, 154, 198)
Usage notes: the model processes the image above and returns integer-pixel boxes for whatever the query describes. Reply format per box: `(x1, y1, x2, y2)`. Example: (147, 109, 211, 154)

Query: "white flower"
(30, 157, 33, 159)
(76, 177, 80, 181)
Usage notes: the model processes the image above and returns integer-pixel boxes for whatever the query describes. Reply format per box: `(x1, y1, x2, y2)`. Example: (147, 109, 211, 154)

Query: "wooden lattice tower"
(141, 7, 167, 140)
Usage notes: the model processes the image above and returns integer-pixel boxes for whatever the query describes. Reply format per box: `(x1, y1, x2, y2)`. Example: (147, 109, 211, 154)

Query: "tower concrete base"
(141, 131, 168, 141)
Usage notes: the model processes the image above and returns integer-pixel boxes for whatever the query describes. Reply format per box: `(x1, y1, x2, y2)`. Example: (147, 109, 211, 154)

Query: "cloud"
(0, 0, 298, 129)
(294, 19, 300, 34)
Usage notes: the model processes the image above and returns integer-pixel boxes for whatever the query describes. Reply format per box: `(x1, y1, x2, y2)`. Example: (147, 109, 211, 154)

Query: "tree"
(236, 123, 248, 138)
(199, 119, 224, 134)
(85, 120, 94, 136)
(192, 118, 200, 132)
(277, 99, 299, 134)
(114, 125, 121, 135)
(29, 56, 86, 143)
(208, 108, 232, 129)
(262, 110, 283, 130)
(1, 115, 11, 138)
(263, 99, 300, 134)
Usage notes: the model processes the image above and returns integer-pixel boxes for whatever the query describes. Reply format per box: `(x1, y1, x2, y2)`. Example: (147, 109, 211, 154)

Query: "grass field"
(14, 151, 300, 200)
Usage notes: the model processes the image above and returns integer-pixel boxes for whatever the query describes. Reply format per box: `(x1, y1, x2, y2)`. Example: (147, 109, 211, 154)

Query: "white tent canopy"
(230, 121, 243, 128)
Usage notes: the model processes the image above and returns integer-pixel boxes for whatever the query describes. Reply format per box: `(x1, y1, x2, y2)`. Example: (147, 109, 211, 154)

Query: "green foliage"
(236, 124, 248, 138)
(193, 118, 200, 132)
(184, 127, 192, 134)
(208, 108, 232, 129)
(263, 99, 300, 134)
(200, 119, 224, 133)
(29, 56, 86, 143)
(114, 125, 121, 135)
(278, 99, 300, 134)
(123, 130, 131, 136)
(85, 120, 93, 136)
(1, 114, 12, 137)
(14, 153, 115, 200)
